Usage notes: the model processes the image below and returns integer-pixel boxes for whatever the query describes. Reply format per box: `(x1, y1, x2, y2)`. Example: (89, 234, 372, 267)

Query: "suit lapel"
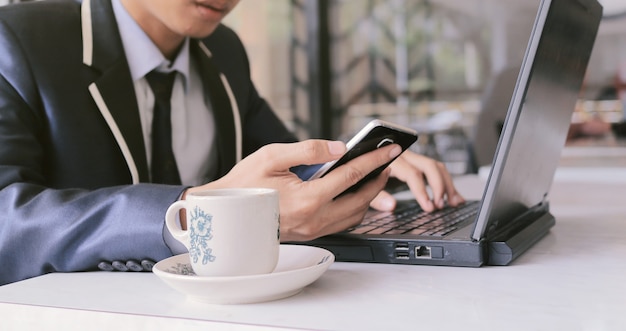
(191, 41, 241, 177)
(82, 0, 241, 183)
(82, 0, 149, 183)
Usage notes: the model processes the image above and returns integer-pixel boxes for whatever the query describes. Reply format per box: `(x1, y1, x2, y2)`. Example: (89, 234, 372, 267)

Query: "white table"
(1, 175, 626, 331)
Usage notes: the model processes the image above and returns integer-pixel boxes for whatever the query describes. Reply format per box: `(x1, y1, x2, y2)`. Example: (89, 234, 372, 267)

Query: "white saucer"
(153, 245, 334, 304)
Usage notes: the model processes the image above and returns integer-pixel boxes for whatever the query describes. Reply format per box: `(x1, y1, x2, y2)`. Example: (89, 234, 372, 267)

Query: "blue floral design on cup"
(189, 206, 216, 265)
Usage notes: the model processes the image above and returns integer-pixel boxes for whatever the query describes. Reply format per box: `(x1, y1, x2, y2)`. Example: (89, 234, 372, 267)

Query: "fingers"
(419, 158, 465, 207)
(389, 156, 436, 212)
(320, 168, 392, 235)
(418, 158, 448, 208)
(438, 166, 465, 207)
(389, 151, 465, 211)
(279, 168, 391, 242)
(313, 144, 402, 199)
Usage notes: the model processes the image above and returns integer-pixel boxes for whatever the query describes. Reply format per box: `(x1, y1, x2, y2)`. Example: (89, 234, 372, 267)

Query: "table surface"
(1, 147, 626, 331)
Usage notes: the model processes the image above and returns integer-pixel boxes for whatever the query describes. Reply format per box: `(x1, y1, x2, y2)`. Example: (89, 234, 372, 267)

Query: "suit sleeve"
(0, 20, 181, 285)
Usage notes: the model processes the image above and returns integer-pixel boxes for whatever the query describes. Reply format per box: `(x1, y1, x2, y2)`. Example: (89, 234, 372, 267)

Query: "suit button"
(126, 260, 143, 272)
(111, 260, 128, 271)
(97, 261, 114, 271)
(141, 259, 156, 271)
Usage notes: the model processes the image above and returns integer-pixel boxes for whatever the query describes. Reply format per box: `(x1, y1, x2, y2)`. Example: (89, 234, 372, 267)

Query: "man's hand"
(185, 140, 402, 242)
(369, 150, 465, 212)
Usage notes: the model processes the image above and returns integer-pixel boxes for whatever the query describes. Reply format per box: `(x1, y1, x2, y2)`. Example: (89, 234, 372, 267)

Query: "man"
(0, 0, 464, 285)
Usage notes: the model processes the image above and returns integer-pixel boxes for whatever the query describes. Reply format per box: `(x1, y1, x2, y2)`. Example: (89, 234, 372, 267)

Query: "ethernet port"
(415, 246, 432, 259)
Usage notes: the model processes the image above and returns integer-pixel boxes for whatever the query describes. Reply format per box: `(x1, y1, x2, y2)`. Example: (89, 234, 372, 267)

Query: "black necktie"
(145, 70, 181, 185)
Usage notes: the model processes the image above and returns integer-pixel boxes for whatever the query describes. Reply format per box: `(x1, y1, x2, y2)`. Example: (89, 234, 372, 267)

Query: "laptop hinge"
(487, 206, 555, 265)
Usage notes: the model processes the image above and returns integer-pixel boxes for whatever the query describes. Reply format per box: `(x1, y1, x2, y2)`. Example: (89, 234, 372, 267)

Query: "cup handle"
(165, 200, 191, 249)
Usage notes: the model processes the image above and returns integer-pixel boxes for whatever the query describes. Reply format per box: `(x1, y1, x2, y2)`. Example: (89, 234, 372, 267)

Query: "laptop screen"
(472, 0, 603, 240)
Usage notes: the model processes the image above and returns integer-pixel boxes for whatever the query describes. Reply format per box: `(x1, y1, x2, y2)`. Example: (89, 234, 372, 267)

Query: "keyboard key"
(405, 228, 428, 235)
(350, 225, 380, 234)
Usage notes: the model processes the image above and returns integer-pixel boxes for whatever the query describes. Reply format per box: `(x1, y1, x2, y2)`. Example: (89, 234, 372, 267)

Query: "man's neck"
(119, 0, 185, 60)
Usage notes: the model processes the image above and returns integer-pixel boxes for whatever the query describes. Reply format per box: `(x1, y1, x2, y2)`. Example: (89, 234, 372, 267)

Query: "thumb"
(261, 140, 346, 170)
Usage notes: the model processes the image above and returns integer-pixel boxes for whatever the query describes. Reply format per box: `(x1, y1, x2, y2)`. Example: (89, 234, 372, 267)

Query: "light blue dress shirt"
(112, 0, 218, 186)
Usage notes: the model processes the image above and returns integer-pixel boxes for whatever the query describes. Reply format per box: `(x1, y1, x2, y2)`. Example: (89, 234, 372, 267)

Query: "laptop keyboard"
(347, 200, 479, 237)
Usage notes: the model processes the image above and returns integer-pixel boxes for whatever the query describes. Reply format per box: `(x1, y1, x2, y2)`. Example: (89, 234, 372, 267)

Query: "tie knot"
(146, 70, 177, 102)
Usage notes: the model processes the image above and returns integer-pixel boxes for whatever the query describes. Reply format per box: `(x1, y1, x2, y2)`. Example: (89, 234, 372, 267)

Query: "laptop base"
(488, 211, 555, 265)
(301, 235, 484, 267)
(300, 206, 555, 267)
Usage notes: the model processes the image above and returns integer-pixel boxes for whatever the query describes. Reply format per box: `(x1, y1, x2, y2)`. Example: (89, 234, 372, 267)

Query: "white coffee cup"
(165, 188, 280, 277)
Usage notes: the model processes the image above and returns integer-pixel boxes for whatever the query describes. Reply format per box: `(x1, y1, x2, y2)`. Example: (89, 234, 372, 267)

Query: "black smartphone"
(292, 119, 418, 194)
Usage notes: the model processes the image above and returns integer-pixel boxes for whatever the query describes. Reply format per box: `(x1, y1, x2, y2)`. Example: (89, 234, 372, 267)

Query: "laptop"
(303, 0, 603, 267)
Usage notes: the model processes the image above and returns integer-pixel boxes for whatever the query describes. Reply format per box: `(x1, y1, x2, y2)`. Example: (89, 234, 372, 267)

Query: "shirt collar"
(111, 0, 190, 90)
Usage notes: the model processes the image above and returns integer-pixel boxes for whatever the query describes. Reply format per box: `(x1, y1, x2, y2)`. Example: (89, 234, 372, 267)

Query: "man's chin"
(183, 23, 221, 40)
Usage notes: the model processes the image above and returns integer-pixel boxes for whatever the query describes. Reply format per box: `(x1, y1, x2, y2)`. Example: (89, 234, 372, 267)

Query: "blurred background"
(3, 0, 625, 175)
(222, 0, 626, 175)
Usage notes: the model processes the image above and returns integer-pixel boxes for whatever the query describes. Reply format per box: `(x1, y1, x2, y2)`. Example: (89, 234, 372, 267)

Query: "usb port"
(394, 242, 409, 251)
(395, 251, 410, 260)
(415, 246, 432, 259)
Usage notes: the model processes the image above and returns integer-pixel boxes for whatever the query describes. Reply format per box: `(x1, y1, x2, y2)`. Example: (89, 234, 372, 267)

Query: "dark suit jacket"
(0, 0, 296, 285)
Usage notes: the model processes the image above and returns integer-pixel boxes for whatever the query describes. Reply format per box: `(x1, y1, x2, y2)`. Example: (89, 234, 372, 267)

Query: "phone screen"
(291, 163, 324, 181)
